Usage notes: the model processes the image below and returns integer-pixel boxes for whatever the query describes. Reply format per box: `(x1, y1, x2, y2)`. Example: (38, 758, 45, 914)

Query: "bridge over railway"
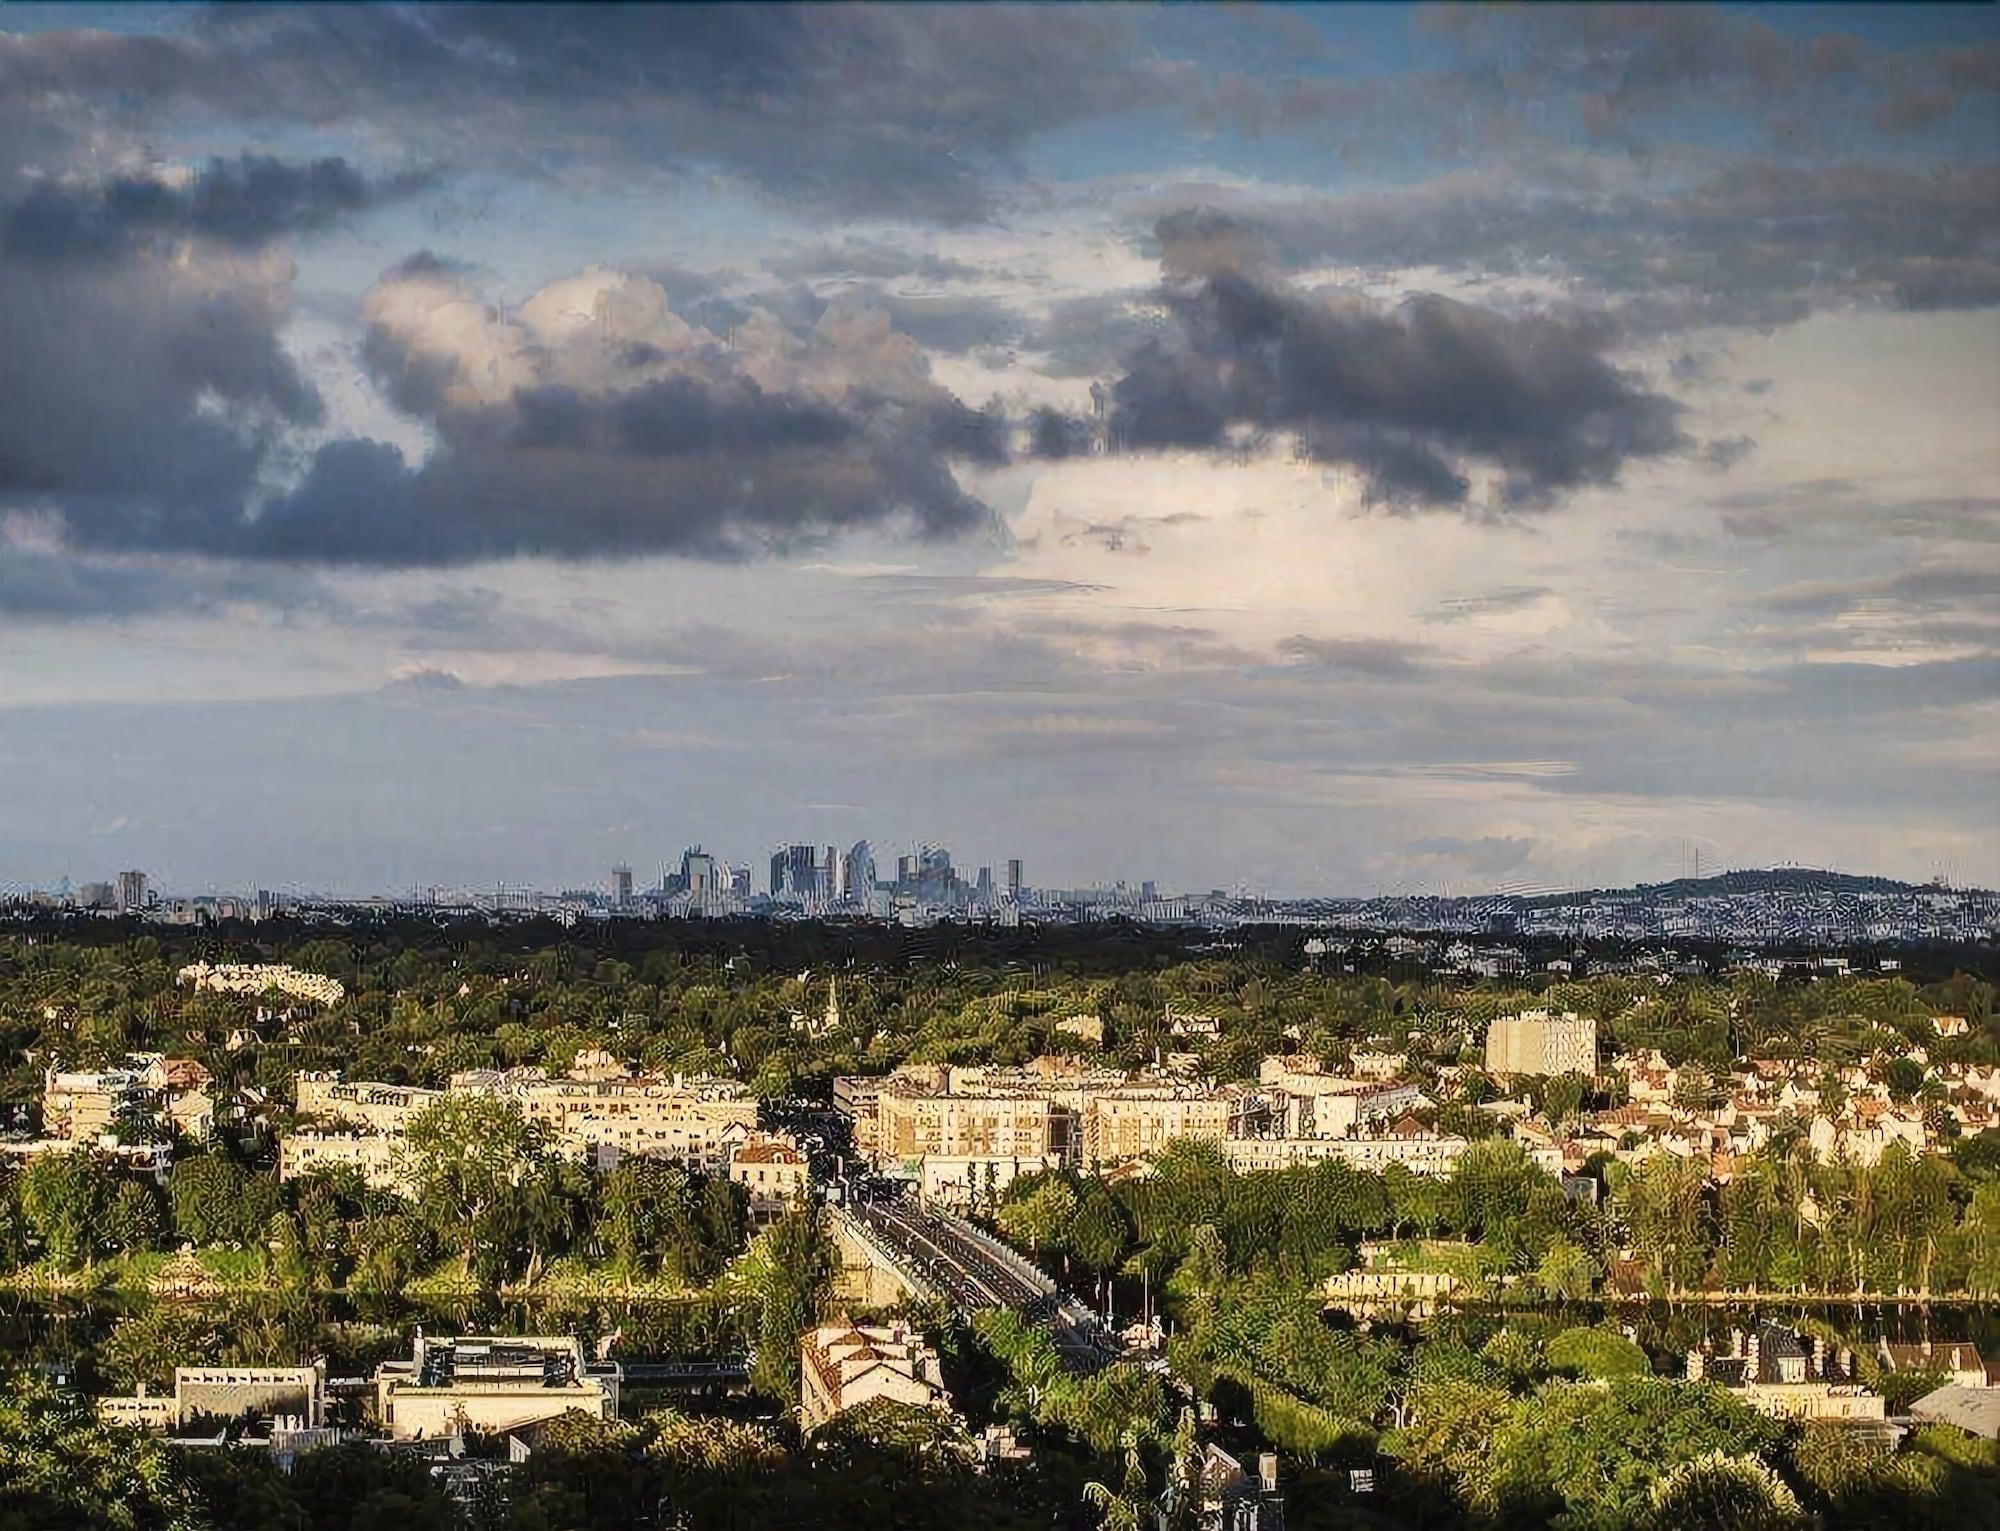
(839, 1197, 1120, 1371)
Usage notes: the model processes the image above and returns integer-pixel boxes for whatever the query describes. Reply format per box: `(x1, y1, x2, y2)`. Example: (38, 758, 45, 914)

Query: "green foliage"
(1545, 1326, 1651, 1380)
(1484, 1377, 1783, 1529)
(19, 1150, 118, 1268)
(399, 1094, 568, 1284)
(973, 1307, 1167, 1456)
(0, 1375, 204, 1530)
(1640, 1450, 1806, 1530)
(169, 1153, 278, 1250)
(594, 1157, 742, 1283)
(743, 1202, 834, 1403)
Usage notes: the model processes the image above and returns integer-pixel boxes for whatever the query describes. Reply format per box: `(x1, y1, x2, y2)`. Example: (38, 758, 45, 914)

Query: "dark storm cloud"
(1, 5, 1178, 224)
(252, 406, 990, 567)
(225, 262, 1008, 566)
(1128, 159, 2000, 337)
(0, 156, 428, 262)
(1025, 292, 1172, 378)
(0, 244, 318, 532)
(1094, 248, 1685, 508)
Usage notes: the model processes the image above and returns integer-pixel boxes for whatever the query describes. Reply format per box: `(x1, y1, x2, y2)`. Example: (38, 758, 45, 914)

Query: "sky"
(0, 2, 1996, 899)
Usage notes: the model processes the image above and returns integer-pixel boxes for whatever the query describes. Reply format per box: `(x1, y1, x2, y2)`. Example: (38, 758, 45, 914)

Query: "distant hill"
(1519, 868, 1931, 908)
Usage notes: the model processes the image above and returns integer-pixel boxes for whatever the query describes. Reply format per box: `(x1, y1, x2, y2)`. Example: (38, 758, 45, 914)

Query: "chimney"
(1258, 1453, 1278, 1493)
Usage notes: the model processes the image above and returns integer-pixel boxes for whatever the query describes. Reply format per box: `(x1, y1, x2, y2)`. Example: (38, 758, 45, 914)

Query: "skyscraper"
(773, 844, 822, 900)
(840, 840, 875, 901)
(677, 846, 721, 896)
(1005, 859, 1024, 899)
(116, 869, 148, 912)
(612, 864, 633, 907)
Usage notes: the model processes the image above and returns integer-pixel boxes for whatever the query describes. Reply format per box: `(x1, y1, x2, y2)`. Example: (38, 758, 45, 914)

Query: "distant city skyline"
(4, 843, 1986, 908)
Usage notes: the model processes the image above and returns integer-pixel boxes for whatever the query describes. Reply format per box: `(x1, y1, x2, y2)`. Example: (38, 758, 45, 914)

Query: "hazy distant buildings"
(772, 844, 828, 902)
(116, 869, 148, 912)
(611, 864, 633, 908)
(840, 840, 875, 901)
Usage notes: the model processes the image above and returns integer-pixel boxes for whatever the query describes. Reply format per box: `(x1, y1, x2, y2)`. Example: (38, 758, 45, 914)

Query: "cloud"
(762, 240, 982, 284)
(1425, 586, 1555, 624)
(1278, 635, 1431, 677)
(0, 532, 329, 620)
(245, 261, 1004, 563)
(387, 664, 467, 693)
(1765, 564, 2000, 619)
(0, 235, 318, 544)
(1128, 159, 2000, 334)
(1, 6, 1181, 224)
(0, 156, 428, 262)
(1095, 248, 1686, 508)
(1057, 511, 1205, 555)
(1405, 834, 1538, 879)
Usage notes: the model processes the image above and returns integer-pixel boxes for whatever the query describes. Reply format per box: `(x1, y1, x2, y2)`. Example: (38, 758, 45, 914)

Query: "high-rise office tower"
(116, 869, 148, 912)
(678, 846, 720, 896)
(1005, 859, 1024, 899)
(612, 864, 633, 907)
(773, 844, 820, 899)
(840, 840, 875, 901)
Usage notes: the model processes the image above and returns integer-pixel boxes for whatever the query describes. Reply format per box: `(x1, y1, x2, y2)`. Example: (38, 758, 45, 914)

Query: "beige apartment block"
(1485, 1010, 1597, 1078)
(1082, 1089, 1230, 1167)
(293, 1073, 442, 1134)
(917, 1152, 1063, 1207)
(178, 961, 346, 1007)
(731, 1135, 809, 1225)
(877, 1088, 1054, 1167)
(98, 1363, 326, 1432)
(278, 1130, 406, 1192)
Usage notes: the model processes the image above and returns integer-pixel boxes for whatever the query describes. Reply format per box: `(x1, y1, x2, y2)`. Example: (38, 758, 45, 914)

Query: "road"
(851, 1197, 1120, 1369)
(852, 1199, 1051, 1311)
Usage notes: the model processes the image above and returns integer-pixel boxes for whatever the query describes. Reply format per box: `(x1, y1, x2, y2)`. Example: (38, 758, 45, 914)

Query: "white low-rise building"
(375, 1335, 619, 1440)
(799, 1321, 950, 1433)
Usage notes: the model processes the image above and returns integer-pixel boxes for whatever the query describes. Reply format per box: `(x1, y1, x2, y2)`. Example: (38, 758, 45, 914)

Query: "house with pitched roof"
(799, 1320, 951, 1434)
